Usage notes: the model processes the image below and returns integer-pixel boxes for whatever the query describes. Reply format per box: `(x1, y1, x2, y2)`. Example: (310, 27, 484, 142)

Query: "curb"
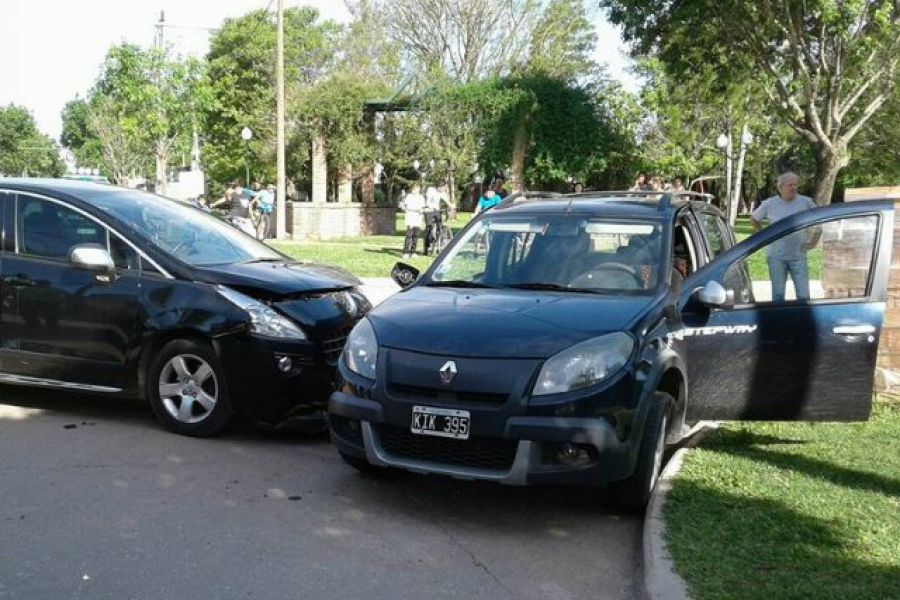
(642, 423, 719, 600)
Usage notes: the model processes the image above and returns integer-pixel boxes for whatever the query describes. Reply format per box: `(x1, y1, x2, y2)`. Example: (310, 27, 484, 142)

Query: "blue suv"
(329, 191, 894, 511)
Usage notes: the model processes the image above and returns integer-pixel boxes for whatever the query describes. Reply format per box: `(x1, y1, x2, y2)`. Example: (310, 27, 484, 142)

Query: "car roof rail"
(495, 190, 714, 212)
(496, 191, 564, 208)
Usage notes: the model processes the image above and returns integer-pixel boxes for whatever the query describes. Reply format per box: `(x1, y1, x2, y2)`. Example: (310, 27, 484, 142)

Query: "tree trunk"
(155, 140, 168, 195)
(448, 170, 457, 220)
(813, 144, 850, 206)
(510, 117, 530, 193)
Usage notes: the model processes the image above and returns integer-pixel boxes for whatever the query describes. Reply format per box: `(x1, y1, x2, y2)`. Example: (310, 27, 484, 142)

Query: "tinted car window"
(109, 234, 140, 271)
(698, 212, 727, 258)
(88, 190, 283, 267)
(18, 195, 105, 259)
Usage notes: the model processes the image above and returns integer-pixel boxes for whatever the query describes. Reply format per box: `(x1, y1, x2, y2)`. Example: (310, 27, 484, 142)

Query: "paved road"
(0, 387, 642, 600)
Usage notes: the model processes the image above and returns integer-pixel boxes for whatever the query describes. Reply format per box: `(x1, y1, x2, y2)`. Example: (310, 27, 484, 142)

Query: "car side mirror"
(391, 262, 420, 289)
(696, 280, 734, 308)
(69, 244, 115, 279)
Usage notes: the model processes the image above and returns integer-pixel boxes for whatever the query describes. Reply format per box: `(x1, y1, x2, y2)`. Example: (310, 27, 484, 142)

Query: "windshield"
(429, 215, 665, 293)
(88, 190, 284, 266)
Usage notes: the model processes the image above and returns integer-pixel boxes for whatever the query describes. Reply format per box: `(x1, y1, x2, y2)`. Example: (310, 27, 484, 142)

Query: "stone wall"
(286, 203, 397, 240)
(877, 204, 900, 392)
(844, 190, 900, 393)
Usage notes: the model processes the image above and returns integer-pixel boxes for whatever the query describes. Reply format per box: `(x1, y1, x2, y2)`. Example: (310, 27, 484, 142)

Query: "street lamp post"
(716, 126, 753, 226)
(716, 132, 732, 212)
(241, 127, 253, 187)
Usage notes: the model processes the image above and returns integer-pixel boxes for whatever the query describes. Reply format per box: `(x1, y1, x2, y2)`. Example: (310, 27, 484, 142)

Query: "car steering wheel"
(570, 262, 644, 289)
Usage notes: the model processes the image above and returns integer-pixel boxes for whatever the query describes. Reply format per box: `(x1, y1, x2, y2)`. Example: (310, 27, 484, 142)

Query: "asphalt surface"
(0, 386, 642, 600)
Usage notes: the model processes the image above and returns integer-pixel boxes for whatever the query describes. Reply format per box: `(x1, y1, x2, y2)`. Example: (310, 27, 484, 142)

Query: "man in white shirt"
(751, 172, 819, 302)
(400, 183, 426, 258)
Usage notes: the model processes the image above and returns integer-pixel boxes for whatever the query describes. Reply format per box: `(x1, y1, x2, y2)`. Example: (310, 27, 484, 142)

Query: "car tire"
(606, 391, 671, 514)
(338, 451, 404, 479)
(147, 338, 233, 437)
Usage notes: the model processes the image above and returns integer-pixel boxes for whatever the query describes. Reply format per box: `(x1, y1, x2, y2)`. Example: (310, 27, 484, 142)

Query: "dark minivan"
(0, 179, 369, 436)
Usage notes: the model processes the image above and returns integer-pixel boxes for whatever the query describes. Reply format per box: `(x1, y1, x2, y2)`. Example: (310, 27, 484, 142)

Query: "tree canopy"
(601, 0, 900, 204)
(0, 105, 64, 177)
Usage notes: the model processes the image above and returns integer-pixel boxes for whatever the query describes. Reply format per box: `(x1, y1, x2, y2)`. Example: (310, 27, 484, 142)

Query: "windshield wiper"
(425, 279, 496, 288)
(505, 282, 601, 293)
(240, 257, 284, 264)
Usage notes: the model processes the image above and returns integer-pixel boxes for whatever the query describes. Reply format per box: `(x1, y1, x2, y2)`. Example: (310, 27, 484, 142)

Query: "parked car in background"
(329, 190, 894, 512)
(0, 179, 370, 436)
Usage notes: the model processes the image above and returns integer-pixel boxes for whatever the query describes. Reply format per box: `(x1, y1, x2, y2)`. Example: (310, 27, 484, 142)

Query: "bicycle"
(425, 209, 453, 256)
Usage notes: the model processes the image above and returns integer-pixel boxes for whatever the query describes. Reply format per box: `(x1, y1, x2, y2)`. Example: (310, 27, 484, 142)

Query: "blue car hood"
(369, 286, 651, 359)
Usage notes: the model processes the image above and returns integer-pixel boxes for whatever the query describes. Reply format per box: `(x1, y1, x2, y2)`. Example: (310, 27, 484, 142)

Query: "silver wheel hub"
(158, 354, 218, 424)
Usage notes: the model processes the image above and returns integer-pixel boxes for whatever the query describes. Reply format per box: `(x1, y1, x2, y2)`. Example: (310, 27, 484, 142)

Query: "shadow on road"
(0, 384, 328, 444)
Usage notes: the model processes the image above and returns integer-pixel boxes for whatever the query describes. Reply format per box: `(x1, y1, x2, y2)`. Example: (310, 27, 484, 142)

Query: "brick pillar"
(361, 167, 375, 204)
(311, 134, 327, 204)
(337, 163, 353, 204)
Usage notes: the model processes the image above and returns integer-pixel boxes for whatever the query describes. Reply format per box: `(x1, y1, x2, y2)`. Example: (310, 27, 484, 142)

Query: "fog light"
(556, 443, 590, 467)
(276, 355, 293, 373)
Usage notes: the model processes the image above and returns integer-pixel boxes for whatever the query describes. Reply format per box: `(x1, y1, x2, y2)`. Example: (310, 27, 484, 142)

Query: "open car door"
(678, 199, 894, 422)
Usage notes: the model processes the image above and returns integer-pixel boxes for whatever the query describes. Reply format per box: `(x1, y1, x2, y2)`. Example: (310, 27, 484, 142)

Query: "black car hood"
(369, 286, 651, 359)
(196, 260, 361, 298)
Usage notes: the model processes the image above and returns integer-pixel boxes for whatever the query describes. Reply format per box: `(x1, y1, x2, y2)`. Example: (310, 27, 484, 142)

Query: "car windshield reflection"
(430, 216, 665, 293)
(88, 191, 284, 266)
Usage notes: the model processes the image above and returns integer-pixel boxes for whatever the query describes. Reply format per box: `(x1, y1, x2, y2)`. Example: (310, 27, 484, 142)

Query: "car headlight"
(216, 285, 306, 340)
(343, 318, 378, 379)
(532, 332, 634, 396)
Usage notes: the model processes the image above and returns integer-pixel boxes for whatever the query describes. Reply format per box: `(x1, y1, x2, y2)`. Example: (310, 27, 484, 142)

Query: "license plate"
(411, 406, 470, 440)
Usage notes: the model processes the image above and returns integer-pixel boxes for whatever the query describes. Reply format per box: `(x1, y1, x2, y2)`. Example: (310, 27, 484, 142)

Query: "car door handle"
(2, 275, 34, 287)
(832, 325, 876, 336)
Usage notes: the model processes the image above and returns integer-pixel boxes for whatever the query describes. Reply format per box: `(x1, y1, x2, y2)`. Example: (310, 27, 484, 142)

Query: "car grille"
(377, 425, 518, 472)
(389, 383, 508, 406)
(320, 326, 352, 366)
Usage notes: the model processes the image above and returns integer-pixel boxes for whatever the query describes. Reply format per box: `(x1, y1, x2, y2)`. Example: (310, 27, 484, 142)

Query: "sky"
(0, 0, 636, 143)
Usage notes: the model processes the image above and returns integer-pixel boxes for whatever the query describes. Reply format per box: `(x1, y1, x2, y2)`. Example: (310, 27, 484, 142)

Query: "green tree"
(601, 0, 900, 204)
(376, 0, 542, 83)
(201, 7, 339, 187)
(527, 0, 598, 81)
(0, 104, 64, 177)
(94, 43, 206, 193)
(60, 97, 105, 170)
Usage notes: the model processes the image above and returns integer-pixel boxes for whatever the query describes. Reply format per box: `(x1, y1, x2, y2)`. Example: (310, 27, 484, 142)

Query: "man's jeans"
(767, 256, 810, 302)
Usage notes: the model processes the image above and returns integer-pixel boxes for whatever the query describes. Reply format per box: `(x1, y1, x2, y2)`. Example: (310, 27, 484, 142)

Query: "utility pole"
(154, 10, 167, 195)
(155, 10, 165, 49)
(275, 0, 287, 239)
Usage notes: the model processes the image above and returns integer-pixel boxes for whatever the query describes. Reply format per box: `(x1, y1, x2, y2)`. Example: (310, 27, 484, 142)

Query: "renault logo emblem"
(439, 361, 458, 385)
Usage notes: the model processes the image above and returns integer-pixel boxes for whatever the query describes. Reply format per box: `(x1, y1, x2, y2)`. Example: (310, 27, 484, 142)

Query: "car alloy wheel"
(158, 354, 219, 424)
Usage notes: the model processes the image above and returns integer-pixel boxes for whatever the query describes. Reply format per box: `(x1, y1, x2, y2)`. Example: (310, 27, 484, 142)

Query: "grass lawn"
(664, 400, 900, 600)
(734, 215, 823, 282)
(269, 212, 473, 278)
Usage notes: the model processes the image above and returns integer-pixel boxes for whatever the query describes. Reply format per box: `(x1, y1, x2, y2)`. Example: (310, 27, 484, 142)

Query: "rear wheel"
(147, 339, 232, 437)
(606, 391, 671, 513)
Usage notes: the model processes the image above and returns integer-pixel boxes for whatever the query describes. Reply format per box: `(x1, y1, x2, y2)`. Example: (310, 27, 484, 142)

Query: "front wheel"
(606, 391, 671, 513)
(147, 339, 233, 437)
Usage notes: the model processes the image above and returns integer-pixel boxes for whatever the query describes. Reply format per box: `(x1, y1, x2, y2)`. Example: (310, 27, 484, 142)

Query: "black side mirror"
(695, 280, 734, 308)
(391, 262, 420, 289)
